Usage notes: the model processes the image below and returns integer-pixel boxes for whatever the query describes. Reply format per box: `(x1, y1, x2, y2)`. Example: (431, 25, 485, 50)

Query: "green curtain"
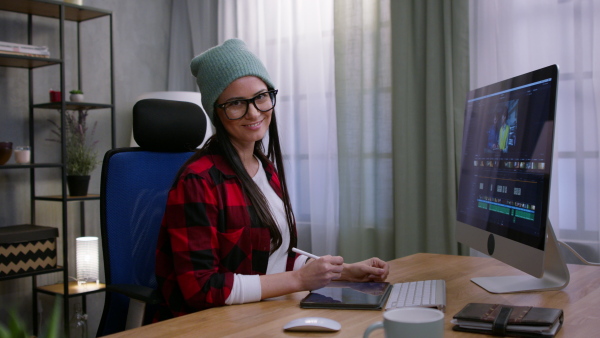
(335, 0, 469, 262)
(391, 0, 469, 257)
(335, 0, 395, 262)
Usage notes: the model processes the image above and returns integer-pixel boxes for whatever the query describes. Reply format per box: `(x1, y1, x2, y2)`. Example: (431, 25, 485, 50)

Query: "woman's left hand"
(338, 257, 389, 282)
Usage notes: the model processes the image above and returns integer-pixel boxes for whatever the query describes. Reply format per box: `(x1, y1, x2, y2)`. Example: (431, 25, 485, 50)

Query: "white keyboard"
(384, 279, 446, 312)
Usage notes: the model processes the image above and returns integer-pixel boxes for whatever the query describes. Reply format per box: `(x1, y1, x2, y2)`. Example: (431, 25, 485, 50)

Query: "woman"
(155, 39, 389, 319)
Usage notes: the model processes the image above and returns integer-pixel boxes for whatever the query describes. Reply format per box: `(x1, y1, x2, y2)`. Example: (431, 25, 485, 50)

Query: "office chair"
(97, 98, 207, 336)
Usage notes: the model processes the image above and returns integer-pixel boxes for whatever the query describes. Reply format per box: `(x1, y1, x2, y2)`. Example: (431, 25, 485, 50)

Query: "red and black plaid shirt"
(155, 152, 297, 319)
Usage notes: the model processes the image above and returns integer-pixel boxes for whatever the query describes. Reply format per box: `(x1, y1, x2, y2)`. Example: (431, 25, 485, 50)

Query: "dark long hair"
(175, 109, 297, 254)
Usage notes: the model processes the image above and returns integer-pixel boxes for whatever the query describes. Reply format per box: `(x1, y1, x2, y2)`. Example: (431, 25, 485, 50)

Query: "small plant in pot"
(48, 109, 100, 196)
(69, 89, 84, 102)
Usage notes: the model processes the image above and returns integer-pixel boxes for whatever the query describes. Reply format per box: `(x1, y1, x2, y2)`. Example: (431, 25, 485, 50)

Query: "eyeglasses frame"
(215, 89, 279, 120)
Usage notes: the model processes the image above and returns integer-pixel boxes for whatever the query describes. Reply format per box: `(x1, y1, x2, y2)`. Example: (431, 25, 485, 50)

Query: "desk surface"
(105, 253, 600, 337)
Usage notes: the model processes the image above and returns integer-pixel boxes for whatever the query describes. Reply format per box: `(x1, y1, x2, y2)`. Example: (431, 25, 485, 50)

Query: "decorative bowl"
(0, 142, 13, 165)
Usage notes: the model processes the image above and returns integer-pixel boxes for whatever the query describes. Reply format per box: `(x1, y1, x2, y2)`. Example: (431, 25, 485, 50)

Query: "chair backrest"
(97, 99, 206, 335)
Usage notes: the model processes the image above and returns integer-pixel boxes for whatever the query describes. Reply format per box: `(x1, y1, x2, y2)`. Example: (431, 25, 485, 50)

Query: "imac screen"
(456, 65, 558, 251)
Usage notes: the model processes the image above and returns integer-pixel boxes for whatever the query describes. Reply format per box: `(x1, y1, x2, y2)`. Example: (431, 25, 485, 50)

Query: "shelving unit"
(0, 0, 114, 336)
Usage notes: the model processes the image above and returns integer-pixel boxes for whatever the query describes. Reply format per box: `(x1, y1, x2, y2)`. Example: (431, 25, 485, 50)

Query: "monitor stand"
(471, 221, 570, 293)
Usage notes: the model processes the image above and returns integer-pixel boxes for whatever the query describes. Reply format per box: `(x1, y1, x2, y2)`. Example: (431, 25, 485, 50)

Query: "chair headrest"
(133, 99, 207, 152)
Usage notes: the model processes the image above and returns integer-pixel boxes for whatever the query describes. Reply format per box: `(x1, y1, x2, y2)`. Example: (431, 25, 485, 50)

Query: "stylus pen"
(292, 247, 320, 260)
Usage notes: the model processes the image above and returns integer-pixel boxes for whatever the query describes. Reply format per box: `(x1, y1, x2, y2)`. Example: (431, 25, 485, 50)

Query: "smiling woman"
(154, 38, 389, 321)
(215, 77, 275, 154)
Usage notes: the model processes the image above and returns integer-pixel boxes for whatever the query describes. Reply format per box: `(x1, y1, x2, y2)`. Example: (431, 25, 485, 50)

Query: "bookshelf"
(0, 0, 114, 336)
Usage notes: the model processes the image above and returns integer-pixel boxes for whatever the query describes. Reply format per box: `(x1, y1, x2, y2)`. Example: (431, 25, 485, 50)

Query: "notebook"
(452, 303, 563, 337)
(300, 281, 392, 310)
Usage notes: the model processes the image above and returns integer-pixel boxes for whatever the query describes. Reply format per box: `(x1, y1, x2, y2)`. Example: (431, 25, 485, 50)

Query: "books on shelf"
(0, 41, 50, 58)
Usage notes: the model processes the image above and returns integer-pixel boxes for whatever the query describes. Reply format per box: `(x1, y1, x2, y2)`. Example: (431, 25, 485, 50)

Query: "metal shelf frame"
(0, 1, 115, 336)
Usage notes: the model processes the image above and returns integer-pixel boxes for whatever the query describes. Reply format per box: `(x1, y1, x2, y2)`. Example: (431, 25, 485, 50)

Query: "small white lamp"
(76, 236, 99, 285)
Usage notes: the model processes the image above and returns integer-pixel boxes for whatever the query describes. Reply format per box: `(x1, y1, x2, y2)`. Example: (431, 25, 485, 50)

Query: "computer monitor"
(455, 64, 570, 293)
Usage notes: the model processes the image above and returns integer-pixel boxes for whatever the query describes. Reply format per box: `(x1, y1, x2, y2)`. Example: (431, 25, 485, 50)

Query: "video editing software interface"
(457, 70, 557, 250)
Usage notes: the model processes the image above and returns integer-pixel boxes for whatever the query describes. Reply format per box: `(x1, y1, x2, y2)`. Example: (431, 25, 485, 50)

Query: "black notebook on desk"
(300, 281, 392, 310)
(451, 303, 563, 337)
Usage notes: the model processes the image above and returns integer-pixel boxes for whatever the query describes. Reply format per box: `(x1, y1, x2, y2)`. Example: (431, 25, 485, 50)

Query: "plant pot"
(70, 94, 84, 102)
(67, 175, 90, 196)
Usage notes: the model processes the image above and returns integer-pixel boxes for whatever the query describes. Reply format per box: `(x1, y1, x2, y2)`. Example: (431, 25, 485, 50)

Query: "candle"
(14, 146, 30, 164)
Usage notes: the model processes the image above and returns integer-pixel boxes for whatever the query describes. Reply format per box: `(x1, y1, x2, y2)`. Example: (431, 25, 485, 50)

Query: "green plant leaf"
(0, 299, 62, 338)
(41, 298, 61, 338)
(48, 109, 100, 175)
(0, 310, 28, 338)
(0, 325, 11, 338)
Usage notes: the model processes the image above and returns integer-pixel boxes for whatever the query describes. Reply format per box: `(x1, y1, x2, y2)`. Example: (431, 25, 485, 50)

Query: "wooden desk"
(105, 253, 600, 337)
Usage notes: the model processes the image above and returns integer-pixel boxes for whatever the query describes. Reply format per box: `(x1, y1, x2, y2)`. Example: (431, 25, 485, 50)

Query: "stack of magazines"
(0, 41, 50, 58)
(452, 303, 563, 337)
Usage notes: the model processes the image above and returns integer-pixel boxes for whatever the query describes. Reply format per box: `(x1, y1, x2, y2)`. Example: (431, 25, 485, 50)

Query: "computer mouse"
(283, 317, 341, 332)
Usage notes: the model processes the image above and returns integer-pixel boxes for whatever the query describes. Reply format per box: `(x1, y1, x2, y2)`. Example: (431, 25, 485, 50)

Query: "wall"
(0, 0, 171, 336)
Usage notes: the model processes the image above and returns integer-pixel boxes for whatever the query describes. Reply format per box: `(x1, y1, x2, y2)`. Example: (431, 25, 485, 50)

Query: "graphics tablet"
(300, 281, 392, 310)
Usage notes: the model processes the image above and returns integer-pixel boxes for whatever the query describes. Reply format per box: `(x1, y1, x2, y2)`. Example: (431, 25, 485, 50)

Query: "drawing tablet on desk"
(300, 281, 392, 310)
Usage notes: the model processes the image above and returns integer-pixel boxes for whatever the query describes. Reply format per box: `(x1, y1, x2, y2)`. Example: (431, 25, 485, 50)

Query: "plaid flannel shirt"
(155, 152, 297, 319)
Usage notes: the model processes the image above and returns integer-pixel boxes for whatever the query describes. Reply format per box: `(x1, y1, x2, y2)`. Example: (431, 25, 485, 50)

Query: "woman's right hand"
(295, 255, 344, 290)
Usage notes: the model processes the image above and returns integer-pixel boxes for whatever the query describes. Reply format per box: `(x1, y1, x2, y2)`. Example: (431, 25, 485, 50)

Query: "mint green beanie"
(190, 39, 275, 125)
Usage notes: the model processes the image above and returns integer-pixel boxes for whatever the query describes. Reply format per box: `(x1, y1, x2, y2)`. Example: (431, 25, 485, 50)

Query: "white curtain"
(218, 0, 339, 256)
(470, 0, 600, 262)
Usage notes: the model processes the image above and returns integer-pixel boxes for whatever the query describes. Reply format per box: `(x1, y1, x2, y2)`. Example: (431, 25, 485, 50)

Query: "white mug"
(363, 307, 444, 338)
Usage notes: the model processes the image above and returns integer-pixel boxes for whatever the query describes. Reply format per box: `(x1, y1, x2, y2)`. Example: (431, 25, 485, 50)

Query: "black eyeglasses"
(215, 89, 278, 120)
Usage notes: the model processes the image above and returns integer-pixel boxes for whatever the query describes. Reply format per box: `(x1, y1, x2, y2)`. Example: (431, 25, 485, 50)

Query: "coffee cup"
(363, 307, 444, 338)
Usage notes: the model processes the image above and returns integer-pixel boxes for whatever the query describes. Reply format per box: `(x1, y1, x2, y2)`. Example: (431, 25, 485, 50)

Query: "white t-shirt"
(225, 160, 308, 305)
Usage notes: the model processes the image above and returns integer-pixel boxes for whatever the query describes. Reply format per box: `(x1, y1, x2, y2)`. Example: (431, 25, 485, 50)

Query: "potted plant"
(69, 89, 84, 102)
(48, 109, 100, 196)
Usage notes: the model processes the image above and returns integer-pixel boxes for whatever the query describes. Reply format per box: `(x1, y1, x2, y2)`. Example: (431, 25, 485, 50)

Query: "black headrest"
(133, 98, 206, 152)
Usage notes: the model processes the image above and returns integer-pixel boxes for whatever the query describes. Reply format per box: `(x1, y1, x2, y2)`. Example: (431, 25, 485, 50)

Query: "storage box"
(0, 224, 59, 277)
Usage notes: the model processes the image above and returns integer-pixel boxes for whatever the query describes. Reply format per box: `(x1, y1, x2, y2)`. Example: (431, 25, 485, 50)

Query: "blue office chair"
(97, 98, 207, 336)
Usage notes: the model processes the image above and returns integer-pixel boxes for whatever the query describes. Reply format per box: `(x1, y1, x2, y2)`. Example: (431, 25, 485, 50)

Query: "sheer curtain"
(470, 0, 600, 262)
(217, 0, 339, 256)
